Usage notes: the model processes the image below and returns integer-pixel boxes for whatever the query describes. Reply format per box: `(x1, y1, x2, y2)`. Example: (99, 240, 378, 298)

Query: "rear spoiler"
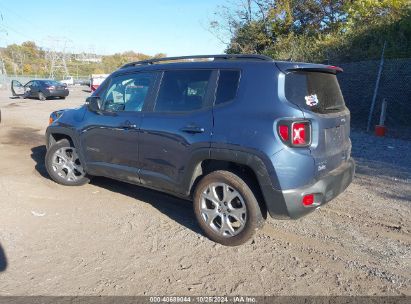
(275, 61, 343, 74)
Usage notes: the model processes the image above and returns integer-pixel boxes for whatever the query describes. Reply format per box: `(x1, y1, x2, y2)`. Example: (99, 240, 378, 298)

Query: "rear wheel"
(193, 170, 264, 246)
(38, 92, 46, 101)
(45, 139, 90, 186)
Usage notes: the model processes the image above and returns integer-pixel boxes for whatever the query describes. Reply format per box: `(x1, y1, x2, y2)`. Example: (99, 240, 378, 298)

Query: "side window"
(102, 73, 154, 112)
(215, 70, 240, 105)
(154, 70, 212, 112)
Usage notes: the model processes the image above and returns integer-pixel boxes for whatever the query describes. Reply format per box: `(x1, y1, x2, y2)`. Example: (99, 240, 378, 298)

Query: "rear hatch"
(277, 62, 351, 178)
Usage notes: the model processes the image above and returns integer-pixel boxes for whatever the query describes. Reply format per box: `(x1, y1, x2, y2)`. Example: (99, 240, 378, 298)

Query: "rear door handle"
(121, 120, 138, 129)
(180, 125, 205, 134)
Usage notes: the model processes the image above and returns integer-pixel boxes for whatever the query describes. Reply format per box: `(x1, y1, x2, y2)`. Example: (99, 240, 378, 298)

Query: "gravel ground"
(0, 87, 409, 296)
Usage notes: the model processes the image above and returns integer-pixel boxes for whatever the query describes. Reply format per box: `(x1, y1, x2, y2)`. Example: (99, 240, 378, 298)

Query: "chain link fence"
(338, 58, 411, 139)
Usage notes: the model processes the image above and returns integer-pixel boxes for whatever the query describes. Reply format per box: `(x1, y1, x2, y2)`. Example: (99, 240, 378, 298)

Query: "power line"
(0, 3, 45, 35)
(0, 22, 36, 41)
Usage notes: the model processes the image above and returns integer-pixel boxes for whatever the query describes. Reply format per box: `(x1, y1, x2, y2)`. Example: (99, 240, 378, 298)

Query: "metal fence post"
(379, 98, 388, 126)
(367, 41, 386, 132)
(375, 97, 389, 137)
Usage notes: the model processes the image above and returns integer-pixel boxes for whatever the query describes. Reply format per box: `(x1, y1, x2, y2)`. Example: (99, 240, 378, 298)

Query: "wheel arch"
(183, 148, 279, 219)
(48, 132, 74, 148)
(46, 126, 86, 167)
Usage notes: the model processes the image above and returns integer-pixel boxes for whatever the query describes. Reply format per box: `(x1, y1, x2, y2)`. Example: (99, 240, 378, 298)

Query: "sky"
(0, 0, 228, 56)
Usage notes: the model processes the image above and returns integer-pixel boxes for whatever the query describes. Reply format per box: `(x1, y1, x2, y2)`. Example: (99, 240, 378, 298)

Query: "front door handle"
(180, 125, 205, 134)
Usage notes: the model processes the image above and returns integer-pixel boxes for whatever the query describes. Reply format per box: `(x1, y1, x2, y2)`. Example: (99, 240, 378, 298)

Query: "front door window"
(102, 73, 155, 112)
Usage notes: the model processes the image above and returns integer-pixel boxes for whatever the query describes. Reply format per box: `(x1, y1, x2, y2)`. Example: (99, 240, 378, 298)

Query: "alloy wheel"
(51, 147, 85, 182)
(200, 182, 247, 237)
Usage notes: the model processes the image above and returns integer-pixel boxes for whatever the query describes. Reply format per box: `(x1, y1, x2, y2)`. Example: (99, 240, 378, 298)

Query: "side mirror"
(86, 96, 101, 113)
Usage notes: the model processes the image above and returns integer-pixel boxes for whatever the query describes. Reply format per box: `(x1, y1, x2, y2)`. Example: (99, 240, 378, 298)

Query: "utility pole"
(45, 37, 71, 79)
(0, 58, 7, 89)
(0, 11, 8, 88)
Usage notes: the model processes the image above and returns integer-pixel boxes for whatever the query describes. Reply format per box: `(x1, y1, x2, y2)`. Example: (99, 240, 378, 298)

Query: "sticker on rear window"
(305, 94, 319, 106)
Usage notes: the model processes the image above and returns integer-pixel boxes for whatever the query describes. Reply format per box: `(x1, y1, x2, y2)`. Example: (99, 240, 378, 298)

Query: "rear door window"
(215, 70, 240, 105)
(285, 72, 346, 113)
(154, 70, 212, 112)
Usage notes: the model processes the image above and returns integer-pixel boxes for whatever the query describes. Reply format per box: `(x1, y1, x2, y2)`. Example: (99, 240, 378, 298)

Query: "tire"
(60, 96, 66, 100)
(38, 92, 46, 101)
(20, 91, 29, 99)
(45, 139, 90, 186)
(193, 170, 264, 246)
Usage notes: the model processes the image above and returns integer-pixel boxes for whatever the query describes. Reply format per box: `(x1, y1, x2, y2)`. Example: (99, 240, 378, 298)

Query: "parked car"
(11, 79, 69, 101)
(60, 76, 74, 86)
(45, 54, 355, 246)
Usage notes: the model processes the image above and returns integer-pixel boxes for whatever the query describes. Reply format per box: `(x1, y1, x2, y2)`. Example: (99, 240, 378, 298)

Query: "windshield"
(285, 71, 346, 114)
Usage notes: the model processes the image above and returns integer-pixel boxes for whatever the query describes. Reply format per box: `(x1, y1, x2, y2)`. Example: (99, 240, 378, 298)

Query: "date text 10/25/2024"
(149, 296, 257, 303)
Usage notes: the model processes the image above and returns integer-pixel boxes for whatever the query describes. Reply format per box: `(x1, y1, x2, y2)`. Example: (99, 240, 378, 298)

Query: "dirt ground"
(0, 86, 409, 296)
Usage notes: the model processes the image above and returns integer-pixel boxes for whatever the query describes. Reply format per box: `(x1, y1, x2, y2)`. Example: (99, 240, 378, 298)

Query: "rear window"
(44, 81, 61, 86)
(285, 72, 345, 113)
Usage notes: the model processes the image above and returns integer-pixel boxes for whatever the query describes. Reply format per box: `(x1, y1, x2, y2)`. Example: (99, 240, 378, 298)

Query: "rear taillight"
(278, 125, 289, 141)
(278, 120, 311, 147)
(291, 122, 310, 146)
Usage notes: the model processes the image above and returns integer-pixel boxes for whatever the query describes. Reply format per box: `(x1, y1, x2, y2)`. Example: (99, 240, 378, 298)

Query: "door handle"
(121, 120, 138, 129)
(180, 125, 205, 134)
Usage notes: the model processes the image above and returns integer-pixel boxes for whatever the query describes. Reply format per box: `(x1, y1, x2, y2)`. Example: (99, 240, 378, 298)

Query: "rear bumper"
(45, 90, 69, 97)
(265, 158, 355, 219)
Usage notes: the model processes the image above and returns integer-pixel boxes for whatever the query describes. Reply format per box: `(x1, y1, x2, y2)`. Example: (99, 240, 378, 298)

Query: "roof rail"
(120, 54, 272, 69)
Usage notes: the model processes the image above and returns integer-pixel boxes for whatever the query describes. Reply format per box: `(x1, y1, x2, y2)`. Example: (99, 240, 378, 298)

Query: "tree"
(211, 0, 411, 62)
(0, 41, 166, 77)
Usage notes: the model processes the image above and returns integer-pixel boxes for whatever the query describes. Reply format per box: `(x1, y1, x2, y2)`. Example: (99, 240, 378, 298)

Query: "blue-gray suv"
(45, 54, 355, 246)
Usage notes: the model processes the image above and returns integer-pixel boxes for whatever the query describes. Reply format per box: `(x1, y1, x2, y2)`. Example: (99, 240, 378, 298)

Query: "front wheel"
(193, 170, 264, 246)
(45, 139, 90, 186)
